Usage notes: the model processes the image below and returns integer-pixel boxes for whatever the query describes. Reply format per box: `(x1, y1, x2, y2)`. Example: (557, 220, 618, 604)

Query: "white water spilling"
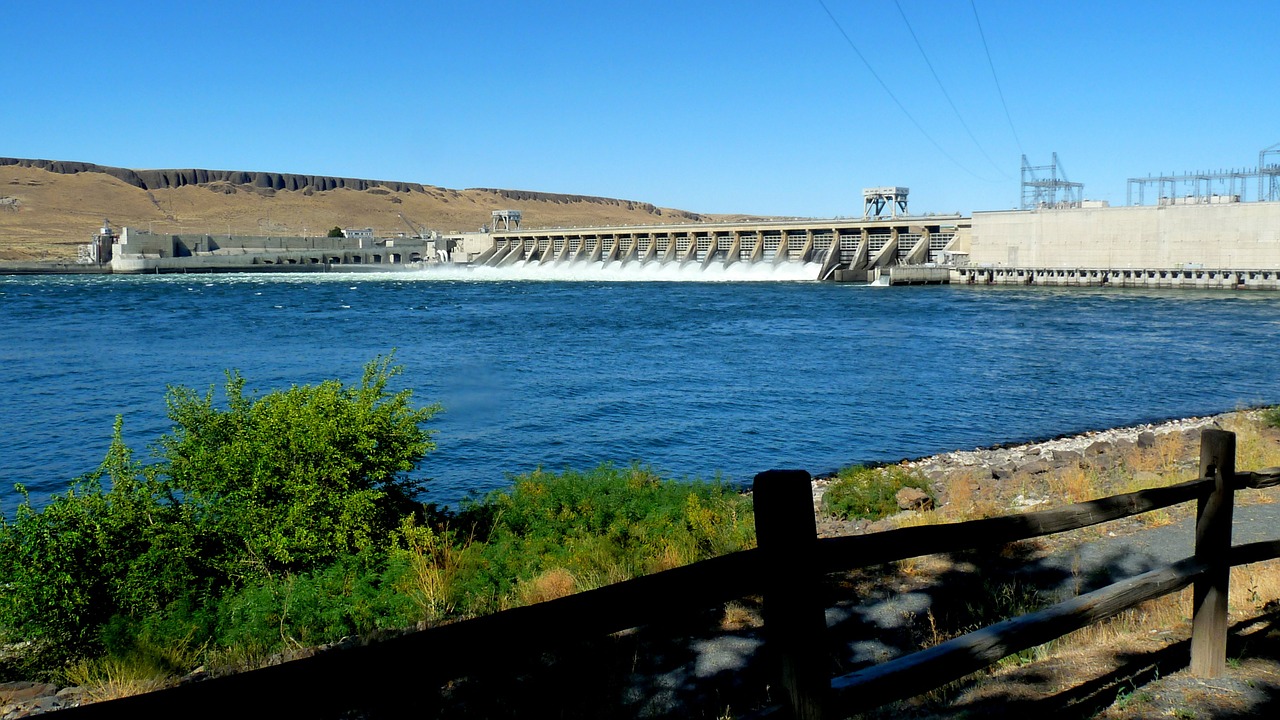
(413, 260, 824, 282)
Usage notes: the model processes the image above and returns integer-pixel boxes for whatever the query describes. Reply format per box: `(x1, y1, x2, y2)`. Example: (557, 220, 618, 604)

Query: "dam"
(88, 201, 1280, 289)
(471, 213, 966, 282)
(41, 150, 1280, 288)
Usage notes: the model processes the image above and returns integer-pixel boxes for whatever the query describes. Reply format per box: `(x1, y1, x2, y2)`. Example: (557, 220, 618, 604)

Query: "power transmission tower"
(1021, 153, 1083, 209)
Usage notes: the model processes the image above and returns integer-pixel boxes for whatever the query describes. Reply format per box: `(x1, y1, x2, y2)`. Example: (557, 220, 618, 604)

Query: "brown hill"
(0, 158, 721, 261)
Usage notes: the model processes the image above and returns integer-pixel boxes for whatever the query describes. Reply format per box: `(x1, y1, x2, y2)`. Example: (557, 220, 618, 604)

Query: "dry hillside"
(0, 158, 737, 261)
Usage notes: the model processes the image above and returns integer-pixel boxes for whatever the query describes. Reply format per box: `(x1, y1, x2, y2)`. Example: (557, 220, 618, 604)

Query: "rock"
(1052, 449, 1083, 465)
(0, 683, 57, 704)
(1181, 426, 1207, 445)
(1137, 431, 1157, 448)
(895, 487, 933, 511)
(1085, 440, 1112, 456)
(1013, 494, 1048, 508)
(1020, 460, 1052, 475)
(53, 687, 86, 701)
(919, 467, 949, 482)
(991, 465, 1014, 480)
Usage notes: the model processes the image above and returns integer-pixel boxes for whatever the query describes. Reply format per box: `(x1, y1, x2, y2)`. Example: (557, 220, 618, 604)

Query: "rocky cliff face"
(0, 158, 702, 221)
(0, 157, 431, 194)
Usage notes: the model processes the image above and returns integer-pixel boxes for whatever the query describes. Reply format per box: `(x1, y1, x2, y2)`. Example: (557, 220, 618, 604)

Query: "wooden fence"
(61, 429, 1280, 719)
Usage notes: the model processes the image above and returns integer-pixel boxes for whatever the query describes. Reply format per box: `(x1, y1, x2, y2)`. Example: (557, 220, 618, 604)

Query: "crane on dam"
(397, 212, 427, 240)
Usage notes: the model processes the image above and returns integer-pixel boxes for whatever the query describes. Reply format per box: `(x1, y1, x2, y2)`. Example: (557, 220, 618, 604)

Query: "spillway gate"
(472, 217, 966, 280)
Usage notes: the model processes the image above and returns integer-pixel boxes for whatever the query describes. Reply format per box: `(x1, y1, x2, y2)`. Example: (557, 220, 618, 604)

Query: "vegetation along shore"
(2, 358, 1278, 717)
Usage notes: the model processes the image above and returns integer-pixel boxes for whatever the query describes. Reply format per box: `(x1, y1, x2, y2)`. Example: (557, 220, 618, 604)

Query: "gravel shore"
(811, 410, 1233, 533)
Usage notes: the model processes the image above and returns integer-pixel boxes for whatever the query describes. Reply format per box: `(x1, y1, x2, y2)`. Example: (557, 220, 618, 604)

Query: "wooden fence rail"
(61, 430, 1280, 719)
(776, 428, 1280, 718)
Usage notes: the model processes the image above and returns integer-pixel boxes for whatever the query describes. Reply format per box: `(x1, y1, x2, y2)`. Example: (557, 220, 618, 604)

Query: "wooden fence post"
(753, 469, 827, 720)
(1191, 429, 1235, 677)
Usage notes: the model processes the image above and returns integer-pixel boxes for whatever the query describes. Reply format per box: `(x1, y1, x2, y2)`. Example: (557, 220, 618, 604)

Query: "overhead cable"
(894, 0, 1011, 179)
(815, 0, 992, 182)
(970, 0, 1025, 157)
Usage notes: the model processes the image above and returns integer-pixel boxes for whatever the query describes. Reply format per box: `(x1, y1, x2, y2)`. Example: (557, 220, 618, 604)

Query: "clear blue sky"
(5, 1, 1279, 217)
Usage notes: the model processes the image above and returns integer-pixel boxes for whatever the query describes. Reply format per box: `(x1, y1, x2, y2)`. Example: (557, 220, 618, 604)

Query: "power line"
(893, 0, 1011, 179)
(970, 0, 1025, 157)
(815, 0, 992, 182)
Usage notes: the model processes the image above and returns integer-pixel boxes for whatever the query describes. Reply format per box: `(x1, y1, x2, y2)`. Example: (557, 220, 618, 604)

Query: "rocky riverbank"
(0, 682, 85, 718)
(811, 412, 1230, 537)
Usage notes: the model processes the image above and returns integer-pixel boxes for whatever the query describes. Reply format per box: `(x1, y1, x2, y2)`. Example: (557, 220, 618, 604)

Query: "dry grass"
(891, 412, 1278, 535)
(0, 164, 715, 260)
(395, 519, 465, 623)
(517, 568, 578, 605)
(649, 543, 693, 574)
(62, 656, 172, 703)
(929, 470, 1004, 522)
(1233, 558, 1280, 613)
(1125, 431, 1192, 475)
(720, 601, 762, 632)
(1052, 465, 1103, 504)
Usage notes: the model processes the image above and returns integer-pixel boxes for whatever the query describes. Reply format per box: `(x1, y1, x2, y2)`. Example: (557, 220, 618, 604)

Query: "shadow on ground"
(337, 538, 1277, 718)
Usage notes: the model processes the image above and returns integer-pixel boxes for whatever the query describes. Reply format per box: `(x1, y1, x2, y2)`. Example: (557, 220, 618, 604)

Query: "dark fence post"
(753, 469, 827, 720)
(1191, 429, 1235, 677)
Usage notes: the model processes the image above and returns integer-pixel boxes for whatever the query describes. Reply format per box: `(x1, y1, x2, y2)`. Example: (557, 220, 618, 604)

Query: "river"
(2, 269, 1278, 509)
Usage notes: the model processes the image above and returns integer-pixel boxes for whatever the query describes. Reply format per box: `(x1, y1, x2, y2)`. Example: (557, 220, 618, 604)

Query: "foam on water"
(411, 260, 824, 282)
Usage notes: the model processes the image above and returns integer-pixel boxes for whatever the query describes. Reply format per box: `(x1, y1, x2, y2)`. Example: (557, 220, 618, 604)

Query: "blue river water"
(2, 271, 1278, 510)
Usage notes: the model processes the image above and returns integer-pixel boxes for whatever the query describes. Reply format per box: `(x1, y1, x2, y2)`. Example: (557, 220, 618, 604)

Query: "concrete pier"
(953, 266, 1280, 290)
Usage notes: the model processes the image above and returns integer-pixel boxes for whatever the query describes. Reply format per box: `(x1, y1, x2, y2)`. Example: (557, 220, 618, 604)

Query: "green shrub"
(159, 354, 440, 579)
(214, 555, 417, 653)
(0, 355, 438, 668)
(0, 420, 192, 665)
(823, 465, 934, 521)
(1263, 406, 1280, 429)
(456, 464, 755, 611)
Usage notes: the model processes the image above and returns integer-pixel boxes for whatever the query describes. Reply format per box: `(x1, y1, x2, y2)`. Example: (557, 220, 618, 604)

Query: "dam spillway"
(470, 217, 966, 281)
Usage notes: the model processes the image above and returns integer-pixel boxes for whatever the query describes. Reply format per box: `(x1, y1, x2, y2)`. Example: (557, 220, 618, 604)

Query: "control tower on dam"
(472, 214, 969, 281)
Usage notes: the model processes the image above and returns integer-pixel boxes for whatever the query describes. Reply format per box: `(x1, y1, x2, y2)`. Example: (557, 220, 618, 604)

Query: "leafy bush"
(159, 354, 440, 578)
(1263, 406, 1280, 429)
(454, 464, 755, 612)
(823, 465, 934, 521)
(0, 356, 437, 667)
(0, 421, 189, 663)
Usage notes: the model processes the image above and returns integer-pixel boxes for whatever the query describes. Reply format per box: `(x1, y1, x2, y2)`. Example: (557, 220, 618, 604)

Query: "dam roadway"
(470, 216, 968, 281)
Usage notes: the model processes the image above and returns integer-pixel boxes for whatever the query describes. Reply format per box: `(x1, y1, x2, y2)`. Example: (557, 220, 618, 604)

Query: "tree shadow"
(943, 610, 1280, 719)
(330, 534, 1272, 719)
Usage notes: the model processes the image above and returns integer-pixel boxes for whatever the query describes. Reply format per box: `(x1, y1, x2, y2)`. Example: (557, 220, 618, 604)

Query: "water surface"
(2, 272, 1276, 508)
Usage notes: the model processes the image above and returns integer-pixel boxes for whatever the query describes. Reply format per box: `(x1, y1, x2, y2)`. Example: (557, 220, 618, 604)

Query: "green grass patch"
(823, 465, 934, 521)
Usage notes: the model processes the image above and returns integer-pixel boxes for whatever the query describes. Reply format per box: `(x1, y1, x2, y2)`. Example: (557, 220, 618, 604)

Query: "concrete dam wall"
(968, 202, 1280, 269)
(474, 218, 966, 281)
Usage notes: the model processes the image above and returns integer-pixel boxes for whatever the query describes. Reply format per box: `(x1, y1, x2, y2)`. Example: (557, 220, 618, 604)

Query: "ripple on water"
(1, 277, 1279, 508)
